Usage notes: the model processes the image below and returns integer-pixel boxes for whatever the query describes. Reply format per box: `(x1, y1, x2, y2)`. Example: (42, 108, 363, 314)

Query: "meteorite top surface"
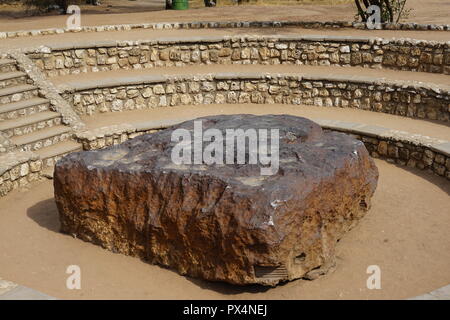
(61, 114, 373, 184)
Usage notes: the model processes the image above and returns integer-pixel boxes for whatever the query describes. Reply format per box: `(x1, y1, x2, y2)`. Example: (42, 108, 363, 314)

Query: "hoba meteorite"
(54, 114, 378, 286)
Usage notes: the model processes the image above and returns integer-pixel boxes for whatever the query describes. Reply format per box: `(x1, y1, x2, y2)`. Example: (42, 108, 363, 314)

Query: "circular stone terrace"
(0, 5, 449, 300)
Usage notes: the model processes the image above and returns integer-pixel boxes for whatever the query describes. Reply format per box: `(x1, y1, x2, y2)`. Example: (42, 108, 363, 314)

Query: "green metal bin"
(172, 0, 189, 10)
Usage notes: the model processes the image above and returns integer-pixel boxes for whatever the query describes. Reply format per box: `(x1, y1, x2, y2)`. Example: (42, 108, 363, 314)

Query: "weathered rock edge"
(54, 114, 378, 286)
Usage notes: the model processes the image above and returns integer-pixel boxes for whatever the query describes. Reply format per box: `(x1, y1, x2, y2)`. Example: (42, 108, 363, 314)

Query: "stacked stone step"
(0, 58, 81, 167)
(35, 140, 82, 168)
(0, 71, 28, 89)
(0, 59, 18, 73)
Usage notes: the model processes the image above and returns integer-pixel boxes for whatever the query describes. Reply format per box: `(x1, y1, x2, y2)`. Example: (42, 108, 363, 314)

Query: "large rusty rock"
(54, 115, 378, 286)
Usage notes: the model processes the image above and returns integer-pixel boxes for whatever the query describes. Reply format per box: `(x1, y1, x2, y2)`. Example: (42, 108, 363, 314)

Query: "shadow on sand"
(184, 276, 278, 295)
(26, 197, 60, 233)
(390, 162, 450, 195)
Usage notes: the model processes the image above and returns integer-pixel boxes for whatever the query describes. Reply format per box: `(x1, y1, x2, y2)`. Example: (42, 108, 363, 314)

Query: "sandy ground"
(0, 0, 449, 32)
(0, 159, 449, 300)
(52, 64, 450, 89)
(1, 26, 449, 50)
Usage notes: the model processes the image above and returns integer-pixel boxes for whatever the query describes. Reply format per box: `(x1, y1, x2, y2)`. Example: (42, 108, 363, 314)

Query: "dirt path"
(0, 160, 448, 299)
(1, 0, 449, 32)
(52, 64, 450, 89)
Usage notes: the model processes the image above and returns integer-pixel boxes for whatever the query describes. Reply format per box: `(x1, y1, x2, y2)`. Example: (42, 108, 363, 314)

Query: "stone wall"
(354, 132, 450, 179)
(28, 36, 450, 76)
(316, 119, 450, 181)
(0, 151, 42, 197)
(75, 123, 157, 151)
(73, 118, 450, 181)
(61, 73, 450, 122)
